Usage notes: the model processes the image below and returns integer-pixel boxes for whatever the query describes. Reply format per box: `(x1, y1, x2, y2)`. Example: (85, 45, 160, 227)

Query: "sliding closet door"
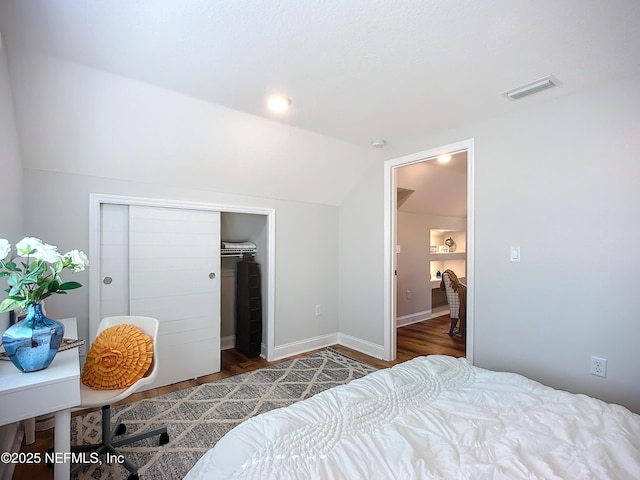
(100, 204, 130, 322)
(129, 206, 221, 388)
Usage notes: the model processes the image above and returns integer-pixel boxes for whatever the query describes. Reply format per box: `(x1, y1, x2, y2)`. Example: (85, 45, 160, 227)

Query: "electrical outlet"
(590, 356, 607, 377)
(406, 290, 412, 299)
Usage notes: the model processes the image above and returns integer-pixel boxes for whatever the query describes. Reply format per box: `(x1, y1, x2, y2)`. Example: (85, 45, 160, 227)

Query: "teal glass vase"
(2, 303, 65, 372)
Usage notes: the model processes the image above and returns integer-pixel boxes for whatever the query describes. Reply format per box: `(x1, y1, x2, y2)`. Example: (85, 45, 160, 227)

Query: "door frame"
(383, 138, 475, 362)
(89, 193, 277, 360)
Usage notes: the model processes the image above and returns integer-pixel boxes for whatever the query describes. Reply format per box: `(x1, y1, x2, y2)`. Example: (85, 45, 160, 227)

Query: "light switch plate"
(510, 246, 521, 262)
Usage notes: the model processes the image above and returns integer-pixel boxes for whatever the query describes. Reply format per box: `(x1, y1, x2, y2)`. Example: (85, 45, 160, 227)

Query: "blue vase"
(2, 304, 65, 372)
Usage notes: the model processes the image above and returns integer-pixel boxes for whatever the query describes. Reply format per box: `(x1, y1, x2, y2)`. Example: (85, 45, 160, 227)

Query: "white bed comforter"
(184, 355, 640, 480)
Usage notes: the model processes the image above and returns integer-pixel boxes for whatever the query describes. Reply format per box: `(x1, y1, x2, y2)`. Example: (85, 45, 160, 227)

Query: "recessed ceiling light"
(267, 95, 292, 112)
(371, 139, 387, 148)
(437, 154, 451, 163)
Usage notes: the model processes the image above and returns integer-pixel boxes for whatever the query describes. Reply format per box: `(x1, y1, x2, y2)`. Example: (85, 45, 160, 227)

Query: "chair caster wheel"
(159, 432, 170, 445)
(116, 423, 127, 436)
(126, 473, 139, 480)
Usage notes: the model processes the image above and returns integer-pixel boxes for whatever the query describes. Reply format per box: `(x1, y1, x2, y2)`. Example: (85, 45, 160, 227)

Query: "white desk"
(0, 317, 81, 479)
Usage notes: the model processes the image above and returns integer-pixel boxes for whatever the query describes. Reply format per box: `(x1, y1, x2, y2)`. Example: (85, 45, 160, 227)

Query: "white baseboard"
(221, 335, 235, 350)
(336, 333, 385, 359)
(396, 309, 450, 328)
(234, 313, 451, 363)
(271, 333, 338, 361)
(270, 332, 385, 362)
(396, 310, 432, 328)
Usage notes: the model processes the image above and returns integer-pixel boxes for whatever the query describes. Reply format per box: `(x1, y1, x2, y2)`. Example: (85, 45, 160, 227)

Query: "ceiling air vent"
(503, 75, 561, 100)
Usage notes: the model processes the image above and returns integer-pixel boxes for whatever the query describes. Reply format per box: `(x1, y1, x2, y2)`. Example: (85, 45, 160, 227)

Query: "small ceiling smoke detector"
(371, 139, 387, 148)
(267, 95, 292, 112)
(503, 75, 561, 101)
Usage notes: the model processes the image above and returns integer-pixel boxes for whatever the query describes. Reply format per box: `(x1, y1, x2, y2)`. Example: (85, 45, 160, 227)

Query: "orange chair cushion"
(81, 324, 154, 390)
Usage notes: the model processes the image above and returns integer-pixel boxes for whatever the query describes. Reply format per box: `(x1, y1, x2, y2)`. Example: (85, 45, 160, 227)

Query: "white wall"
(396, 212, 465, 319)
(339, 74, 640, 413)
(4, 46, 349, 354)
(22, 169, 340, 354)
(7, 47, 373, 207)
(337, 163, 385, 344)
(0, 39, 23, 331)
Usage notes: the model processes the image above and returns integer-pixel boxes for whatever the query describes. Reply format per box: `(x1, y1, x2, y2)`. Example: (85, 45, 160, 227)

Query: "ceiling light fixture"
(371, 139, 387, 148)
(267, 95, 292, 112)
(437, 154, 451, 163)
(503, 75, 561, 101)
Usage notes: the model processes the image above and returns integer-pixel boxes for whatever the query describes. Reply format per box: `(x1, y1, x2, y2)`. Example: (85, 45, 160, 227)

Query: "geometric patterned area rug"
(71, 348, 377, 479)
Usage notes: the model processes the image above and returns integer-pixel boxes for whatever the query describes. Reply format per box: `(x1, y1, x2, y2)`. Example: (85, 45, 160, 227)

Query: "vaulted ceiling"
(1, 0, 639, 150)
(397, 151, 467, 218)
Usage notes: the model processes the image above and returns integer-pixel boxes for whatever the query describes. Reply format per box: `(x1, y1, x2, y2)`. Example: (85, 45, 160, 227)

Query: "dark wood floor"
(13, 314, 463, 479)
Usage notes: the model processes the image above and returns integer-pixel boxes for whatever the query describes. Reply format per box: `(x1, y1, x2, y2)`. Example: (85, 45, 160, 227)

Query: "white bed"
(184, 355, 640, 479)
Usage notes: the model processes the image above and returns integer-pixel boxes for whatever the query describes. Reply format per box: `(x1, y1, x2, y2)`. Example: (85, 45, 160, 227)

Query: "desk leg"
(24, 417, 36, 445)
(54, 408, 71, 480)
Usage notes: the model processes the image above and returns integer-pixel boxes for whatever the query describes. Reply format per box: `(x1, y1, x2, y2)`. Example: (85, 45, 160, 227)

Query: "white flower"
(0, 239, 10, 260)
(64, 249, 89, 272)
(0, 237, 88, 313)
(33, 242, 63, 263)
(16, 237, 43, 256)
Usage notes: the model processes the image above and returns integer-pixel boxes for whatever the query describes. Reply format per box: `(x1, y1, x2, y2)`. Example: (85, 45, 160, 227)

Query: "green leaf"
(20, 263, 46, 284)
(27, 260, 46, 275)
(20, 271, 41, 285)
(0, 271, 9, 277)
(58, 281, 82, 291)
(31, 283, 48, 299)
(0, 297, 23, 313)
(47, 280, 60, 293)
(5, 261, 18, 271)
(49, 261, 62, 275)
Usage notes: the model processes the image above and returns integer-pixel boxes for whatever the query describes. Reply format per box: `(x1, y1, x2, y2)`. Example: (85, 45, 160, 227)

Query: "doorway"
(383, 139, 475, 362)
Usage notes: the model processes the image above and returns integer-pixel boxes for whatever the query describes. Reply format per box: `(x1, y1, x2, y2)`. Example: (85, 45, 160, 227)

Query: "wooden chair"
(441, 270, 466, 337)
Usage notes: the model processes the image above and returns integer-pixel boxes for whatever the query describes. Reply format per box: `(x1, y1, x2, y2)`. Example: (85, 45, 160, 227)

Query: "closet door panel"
(126, 295, 207, 321)
(129, 206, 221, 388)
(100, 204, 130, 322)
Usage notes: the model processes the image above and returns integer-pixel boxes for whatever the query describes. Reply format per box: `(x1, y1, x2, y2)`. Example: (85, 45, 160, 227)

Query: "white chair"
(71, 316, 169, 480)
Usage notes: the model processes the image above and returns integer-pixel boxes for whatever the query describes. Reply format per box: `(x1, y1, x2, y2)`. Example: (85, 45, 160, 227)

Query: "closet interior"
(220, 212, 269, 357)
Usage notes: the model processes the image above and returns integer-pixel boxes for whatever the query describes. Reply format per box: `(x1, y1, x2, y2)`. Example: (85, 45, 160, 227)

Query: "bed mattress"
(185, 355, 640, 479)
